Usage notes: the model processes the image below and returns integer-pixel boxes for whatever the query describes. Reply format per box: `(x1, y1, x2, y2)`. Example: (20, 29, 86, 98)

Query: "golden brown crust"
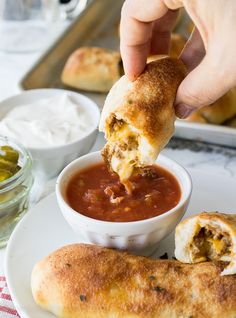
(32, 243, 236, 318)
(186, 88, 236, 125)
(115, 58, 187, 145)
(198, 212, 236, 230)
(179, 211, 236, 232)
(61, 47, 122, 93)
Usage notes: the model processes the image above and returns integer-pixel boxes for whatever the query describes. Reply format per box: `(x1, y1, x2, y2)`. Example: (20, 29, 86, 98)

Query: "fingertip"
(174, 54, 233, 114)
(122, 59, 143, 81)
(121, 45, 148, 81)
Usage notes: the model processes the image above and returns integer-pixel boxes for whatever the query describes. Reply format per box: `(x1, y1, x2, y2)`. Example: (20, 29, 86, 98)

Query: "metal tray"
(20, 0, 123, 109)
(20, 0, 236, 148)
(175, 120, 236, 148)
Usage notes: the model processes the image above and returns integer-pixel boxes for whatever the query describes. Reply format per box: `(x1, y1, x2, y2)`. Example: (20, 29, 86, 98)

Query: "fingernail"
(175, 103, 195, 119)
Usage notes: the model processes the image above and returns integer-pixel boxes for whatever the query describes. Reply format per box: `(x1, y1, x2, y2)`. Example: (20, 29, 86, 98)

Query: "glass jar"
(0, 0, 62, 53)
(0, 0, 88, 53)
(0, 137, 34, 248)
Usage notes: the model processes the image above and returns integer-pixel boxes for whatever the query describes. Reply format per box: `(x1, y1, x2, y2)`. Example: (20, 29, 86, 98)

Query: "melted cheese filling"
(109, 122, 140, 182)
(206, 237, 224, 254)
(109, 123, 135, 142)
(191, 227, 232, 262)
(104, 118, 154, 193)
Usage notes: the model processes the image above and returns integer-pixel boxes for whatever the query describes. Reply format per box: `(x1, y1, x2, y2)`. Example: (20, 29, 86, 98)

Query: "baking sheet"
(20, 0, 123, 109)
(175, 120, 236, 148)
(19, 0, 236, 148)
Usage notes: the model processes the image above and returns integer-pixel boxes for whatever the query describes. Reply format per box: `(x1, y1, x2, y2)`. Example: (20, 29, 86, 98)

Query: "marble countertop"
(0, 29, 236, 272)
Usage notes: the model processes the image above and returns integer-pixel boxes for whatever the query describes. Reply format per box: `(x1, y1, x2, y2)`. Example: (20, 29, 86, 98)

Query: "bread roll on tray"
(186, 87, 236, 125)
(61, 47, 123, 93)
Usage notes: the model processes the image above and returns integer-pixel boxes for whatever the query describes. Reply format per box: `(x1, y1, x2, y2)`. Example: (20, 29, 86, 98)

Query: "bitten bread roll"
(99, 57, 186, 183)
(31, 244, 236, 318)
(61, 47, 123, 93)
(175, 212, 236, 275)
(186, 87, 236, 125)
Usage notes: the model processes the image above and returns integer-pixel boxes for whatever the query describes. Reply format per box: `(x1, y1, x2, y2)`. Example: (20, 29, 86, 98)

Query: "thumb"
(175, 55, 233, 118)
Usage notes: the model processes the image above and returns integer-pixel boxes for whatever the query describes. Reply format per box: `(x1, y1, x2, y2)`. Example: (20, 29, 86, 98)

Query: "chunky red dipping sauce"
(66, 163, 181, 222)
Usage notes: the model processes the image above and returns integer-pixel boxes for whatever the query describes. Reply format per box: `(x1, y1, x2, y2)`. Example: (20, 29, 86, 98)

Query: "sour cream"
(0, 94, 95, 148)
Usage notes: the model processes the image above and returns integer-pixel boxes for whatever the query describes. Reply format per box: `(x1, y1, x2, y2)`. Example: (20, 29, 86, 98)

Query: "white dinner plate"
(5, 168, 236, 318)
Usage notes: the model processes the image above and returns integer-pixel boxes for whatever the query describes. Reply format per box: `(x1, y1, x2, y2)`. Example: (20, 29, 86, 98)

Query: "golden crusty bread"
(186, 87, 236, 125)
(31, 244, 236, 318)
(99, 57, 187, 183)
(61, 47, 122, 93)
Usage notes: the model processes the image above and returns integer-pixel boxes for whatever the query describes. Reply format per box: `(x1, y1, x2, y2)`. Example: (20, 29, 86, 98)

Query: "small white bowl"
(0, 89, 100, 178)
(56, 151, 192, 255)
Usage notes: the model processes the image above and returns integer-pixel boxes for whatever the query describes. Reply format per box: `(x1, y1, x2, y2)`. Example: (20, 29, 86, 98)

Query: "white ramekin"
(56, 151, 192, 255)
(0, 89, 100, 179)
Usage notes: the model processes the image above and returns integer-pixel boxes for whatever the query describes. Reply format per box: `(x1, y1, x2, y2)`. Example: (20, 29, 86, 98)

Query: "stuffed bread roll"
(31, 244, 236, 318)
(186, 87, 236, 125)
(99, 57, 186, 186)
(175, 211, 236, 275)
(61, 47, 123, 93)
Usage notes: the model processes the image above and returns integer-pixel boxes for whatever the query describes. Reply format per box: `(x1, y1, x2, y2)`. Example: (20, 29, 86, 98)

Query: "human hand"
(120, 0, 236, 118)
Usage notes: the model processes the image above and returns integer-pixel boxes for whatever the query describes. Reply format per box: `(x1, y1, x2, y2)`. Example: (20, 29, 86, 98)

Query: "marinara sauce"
(66, 163, 181, 222)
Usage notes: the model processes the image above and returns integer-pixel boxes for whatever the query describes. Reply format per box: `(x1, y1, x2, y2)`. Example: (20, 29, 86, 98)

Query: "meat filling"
(191, 225, 232, 262)
(102, 116, 140, 193)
